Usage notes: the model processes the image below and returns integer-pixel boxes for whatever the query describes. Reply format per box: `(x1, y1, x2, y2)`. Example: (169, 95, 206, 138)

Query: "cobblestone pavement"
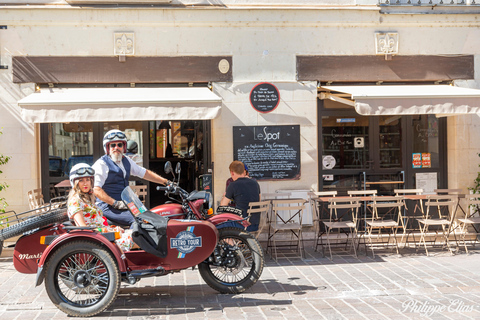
(1, 246, 480, 320)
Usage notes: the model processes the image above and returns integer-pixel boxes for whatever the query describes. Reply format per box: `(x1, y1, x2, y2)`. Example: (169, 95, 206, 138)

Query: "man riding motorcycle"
(92, 129, 170, 226)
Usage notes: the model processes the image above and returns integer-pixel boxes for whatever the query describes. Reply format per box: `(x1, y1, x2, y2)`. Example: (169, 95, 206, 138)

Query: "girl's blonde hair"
(68, 177, 96, 204)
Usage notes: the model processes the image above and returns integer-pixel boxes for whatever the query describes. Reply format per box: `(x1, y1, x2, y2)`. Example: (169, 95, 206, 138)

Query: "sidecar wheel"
(198, 227, 264, 294)
(45, 240, 120, 317)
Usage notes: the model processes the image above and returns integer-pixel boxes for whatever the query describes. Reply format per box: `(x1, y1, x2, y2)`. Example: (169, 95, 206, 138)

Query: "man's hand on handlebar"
(112, 200, 128, 210)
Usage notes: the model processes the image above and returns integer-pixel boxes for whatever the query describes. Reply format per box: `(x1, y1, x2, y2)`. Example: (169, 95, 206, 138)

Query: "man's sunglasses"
(72, 167, 95, 176)
(109, 142, 124, 149)
(106, 132, 127, 140)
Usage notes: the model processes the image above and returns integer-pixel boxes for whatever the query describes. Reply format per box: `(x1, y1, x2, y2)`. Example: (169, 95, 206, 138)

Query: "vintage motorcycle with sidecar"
(5, 163, 264, 317)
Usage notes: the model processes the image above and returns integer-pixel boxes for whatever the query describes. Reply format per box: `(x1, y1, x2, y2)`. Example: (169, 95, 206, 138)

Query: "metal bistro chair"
(246, 200, 271, 242)
(365, 196, 405, 258)
(267, 198, 306, 260)
(416, 195, 456, 256)
(311, 191, 338, 252)
(394, 188, 424, 247)
(322, 197, 361, 259)
(457, 194, 480, 253)
(348, 189, 377, 249)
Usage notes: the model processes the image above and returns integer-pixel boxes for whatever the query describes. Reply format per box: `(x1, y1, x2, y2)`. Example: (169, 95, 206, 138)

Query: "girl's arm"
(71, 211, 88, 227)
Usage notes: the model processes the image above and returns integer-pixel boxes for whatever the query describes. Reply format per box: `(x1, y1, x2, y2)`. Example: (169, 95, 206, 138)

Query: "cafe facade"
(1, 1, 480, 214)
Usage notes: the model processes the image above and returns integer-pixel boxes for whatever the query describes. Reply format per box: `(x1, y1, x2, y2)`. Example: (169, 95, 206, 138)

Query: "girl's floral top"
(68, 194, 108, 228)
(67, 194, 134, 251)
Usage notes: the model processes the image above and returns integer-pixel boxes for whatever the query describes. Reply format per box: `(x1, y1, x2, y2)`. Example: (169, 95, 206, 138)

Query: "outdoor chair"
(457, 194, 480, 253)
(131, 185, 148, 204)
(267, 198, 306, 260)
(365, 196, 405, 258)
(245, 200, 271, 242)
(321, 197, 361, 259)
(394, 188, 424, 246)
(416, 195, 456, 256)
(311, 191, 337, 252)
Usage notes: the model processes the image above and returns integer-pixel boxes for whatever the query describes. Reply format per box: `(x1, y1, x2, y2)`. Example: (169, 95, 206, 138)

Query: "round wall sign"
(249, 82, 280, 113)
(322, 155, 336, 170)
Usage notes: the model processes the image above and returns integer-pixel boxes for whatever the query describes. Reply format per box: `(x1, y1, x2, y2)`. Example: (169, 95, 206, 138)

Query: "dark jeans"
(97, 201, 135, 227)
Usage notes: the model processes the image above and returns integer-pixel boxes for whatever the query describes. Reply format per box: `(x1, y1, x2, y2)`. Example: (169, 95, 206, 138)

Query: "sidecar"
(13, 213, 219, 317)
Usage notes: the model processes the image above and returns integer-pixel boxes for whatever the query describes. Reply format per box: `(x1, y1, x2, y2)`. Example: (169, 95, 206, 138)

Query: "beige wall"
(0, 6, 480, 212)
(212, 81, 318, 203)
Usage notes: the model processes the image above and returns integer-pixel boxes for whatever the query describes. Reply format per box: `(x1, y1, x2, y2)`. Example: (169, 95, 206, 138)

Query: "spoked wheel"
(45, 240, 120, 317)
(198, 227, 264, 294)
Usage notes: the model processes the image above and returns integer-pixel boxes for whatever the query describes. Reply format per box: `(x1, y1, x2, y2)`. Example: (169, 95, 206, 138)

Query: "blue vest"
(101, 154, 131, 201)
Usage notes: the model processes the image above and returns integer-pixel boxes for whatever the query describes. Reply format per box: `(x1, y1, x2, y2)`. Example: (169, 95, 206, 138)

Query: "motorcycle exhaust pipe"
(124, 266, 166, 284)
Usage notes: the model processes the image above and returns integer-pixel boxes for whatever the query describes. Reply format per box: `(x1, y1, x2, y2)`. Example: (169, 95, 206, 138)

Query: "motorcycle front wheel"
(198, 227, 264, 294)
(44, 240, 120, 317)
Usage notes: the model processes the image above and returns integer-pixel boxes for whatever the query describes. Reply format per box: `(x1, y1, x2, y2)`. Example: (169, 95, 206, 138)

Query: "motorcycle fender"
(35, 231, 126, 287)
(208, 213, 250, 228)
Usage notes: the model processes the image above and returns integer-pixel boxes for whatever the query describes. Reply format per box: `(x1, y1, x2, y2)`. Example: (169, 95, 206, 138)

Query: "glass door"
(320, 114, 371, 194)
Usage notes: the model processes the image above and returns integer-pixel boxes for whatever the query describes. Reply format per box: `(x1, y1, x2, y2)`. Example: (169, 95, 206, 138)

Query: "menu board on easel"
(233, 125, 300, 180)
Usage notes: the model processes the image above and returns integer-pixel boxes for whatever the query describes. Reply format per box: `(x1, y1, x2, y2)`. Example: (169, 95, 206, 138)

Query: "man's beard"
(110, 151, 123, 162)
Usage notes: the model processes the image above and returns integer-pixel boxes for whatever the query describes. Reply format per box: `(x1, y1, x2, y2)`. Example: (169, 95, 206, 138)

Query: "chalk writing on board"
(233, 125, 300, 180)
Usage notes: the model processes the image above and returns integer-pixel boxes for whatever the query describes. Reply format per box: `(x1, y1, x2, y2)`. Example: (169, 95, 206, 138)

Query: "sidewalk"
(1, 247, 480, 319)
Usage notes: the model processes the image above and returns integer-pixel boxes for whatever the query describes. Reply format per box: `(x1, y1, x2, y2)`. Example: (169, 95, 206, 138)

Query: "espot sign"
(249, 82, 280, 113)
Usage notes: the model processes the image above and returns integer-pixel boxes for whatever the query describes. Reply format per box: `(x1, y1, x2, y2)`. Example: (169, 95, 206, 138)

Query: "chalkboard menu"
(249, 82, 280, 113)
(233, 125, 300, 180)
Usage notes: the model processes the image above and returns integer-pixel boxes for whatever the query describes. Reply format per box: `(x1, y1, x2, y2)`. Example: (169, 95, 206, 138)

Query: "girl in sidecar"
(67, 163, 134, 252)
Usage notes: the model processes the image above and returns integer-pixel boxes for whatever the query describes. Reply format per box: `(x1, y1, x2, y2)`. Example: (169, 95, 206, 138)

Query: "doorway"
(318, 100, 447, 195)
(41, 120, 211, 205)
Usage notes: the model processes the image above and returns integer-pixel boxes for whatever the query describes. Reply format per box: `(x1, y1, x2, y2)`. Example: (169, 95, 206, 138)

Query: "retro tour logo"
(171, 226, 202, 258)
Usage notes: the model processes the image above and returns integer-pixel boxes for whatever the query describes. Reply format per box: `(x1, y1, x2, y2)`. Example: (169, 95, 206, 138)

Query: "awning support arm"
(318, 92, 355, 107)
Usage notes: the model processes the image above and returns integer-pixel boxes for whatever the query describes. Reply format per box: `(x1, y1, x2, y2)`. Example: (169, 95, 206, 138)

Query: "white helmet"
(69, 163, 95, 187)
(103, 129, 127, 155)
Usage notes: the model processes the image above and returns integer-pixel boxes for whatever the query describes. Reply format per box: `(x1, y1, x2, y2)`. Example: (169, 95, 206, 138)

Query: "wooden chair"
(131, 185, 147, 204)
(246, 200, 271, 241)
(27, 188, 45, 210)
(267, 199, 306, 260)
(27, 188, 49, 214)
(457, 194, 480, 253)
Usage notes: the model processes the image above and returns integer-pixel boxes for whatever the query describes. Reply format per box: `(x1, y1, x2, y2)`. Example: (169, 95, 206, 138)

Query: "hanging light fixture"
(158, 121, 171, 130)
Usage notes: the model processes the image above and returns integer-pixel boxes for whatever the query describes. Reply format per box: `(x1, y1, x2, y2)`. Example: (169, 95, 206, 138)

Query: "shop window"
(150, 121, 203, 160)
(379, 116, 402, 169)
(322, 116, 369, 170)
(411, 115, 439, 169)
(47, 123, 94, 178)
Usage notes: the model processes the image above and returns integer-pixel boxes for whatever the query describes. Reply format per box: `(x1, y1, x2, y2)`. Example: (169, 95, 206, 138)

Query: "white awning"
(319, 85, 480, 116)
(18, 87, 222, 123)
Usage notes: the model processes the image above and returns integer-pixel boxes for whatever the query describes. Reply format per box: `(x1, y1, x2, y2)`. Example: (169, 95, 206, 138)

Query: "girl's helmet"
(69, 163, 95, 187)
(103, 129, 127, 155)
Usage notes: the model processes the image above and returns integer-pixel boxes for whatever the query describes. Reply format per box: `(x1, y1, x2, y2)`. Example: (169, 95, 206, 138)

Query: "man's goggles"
(72, 167, 95, 176)
(106, 132, 126, 140)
